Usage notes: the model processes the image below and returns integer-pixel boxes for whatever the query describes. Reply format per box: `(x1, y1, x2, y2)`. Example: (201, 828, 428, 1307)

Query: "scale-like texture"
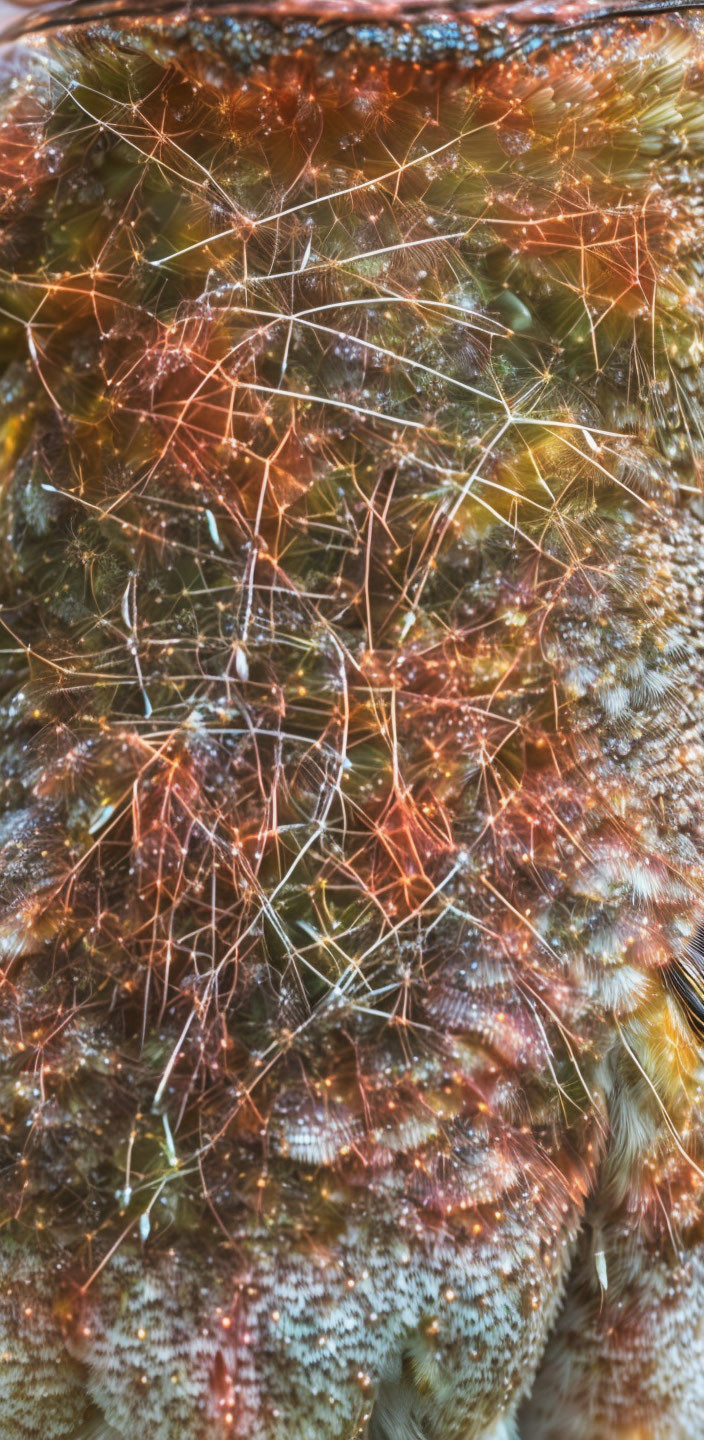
(1, 3, 704, 1437)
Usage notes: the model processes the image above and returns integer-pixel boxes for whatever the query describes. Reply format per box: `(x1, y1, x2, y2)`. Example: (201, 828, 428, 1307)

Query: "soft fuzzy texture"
(1, 3, 704, 1437)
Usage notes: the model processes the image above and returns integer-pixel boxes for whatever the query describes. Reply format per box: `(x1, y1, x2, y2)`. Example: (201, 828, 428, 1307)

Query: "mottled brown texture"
(0, 5, 704, 1438)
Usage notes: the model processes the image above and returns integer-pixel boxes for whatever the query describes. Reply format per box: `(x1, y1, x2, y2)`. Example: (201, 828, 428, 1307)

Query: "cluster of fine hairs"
(2, 5, 704, 1439)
